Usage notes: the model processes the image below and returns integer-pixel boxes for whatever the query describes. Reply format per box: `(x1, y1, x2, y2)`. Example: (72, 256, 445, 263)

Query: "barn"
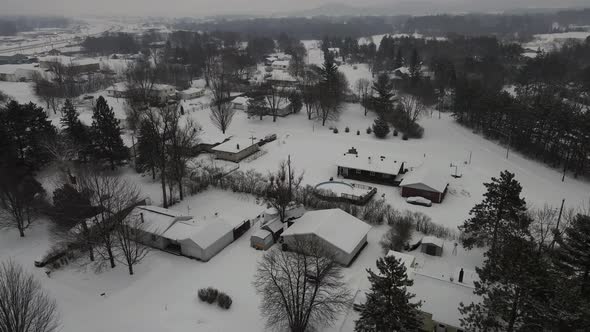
(211, 137, 260, 163)
(399, 166, 449, 203)
(280, 209, 371, 266)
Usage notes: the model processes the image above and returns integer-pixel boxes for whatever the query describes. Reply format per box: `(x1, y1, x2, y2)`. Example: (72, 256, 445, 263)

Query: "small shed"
(250, 228, 274, 250)
(421, 236, 444, 256)
(400, 166, 449, 203)
(211, 137, 260, 163)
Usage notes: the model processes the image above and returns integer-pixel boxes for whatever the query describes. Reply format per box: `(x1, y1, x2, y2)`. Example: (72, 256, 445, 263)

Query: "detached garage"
(400, 167, 449, 203)
(280, 209, 371, 266)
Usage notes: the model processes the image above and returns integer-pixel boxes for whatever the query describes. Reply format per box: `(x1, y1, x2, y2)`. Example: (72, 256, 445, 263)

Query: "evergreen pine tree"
(372, 116, 390, 138)
(394, 48, 403, 69)
(60, 99, 91, 160)
(557, 214, 590, 296)
(90, 96, 128, 170)
(135, 119, 160, 179)
(459, 171, 530, 270)
(371, 73, 395, 114)
(409, 48, 421, 81)
(354, 255, 422, 332)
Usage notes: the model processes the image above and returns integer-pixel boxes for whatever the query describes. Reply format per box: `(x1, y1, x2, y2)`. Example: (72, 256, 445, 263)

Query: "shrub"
(380, 212, 415, 253)
(402, 134, 408, 140)
(372, 117, 390, 138)
(345, 126, 350, 133)
(393, 129, 398, 136)
(357, 130, 360, 135)
(217, 292, 233, 309)
(366, 127, 372, 134)
(333, 128, 338, 134)
(198, 287, 219, 303)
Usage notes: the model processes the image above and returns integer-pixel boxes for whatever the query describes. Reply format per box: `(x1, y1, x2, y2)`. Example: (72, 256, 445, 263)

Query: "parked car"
(264, 134, 277, 142)
(406, 196, 432, 207)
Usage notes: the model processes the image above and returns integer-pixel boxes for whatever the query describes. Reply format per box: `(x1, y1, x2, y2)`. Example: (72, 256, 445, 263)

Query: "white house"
(127, 205, 251, 262)
(281, 209, 371, 266)
(150, 84, 177, 101)
(106, 82, 128, 98)
(231, 96, 250, 111)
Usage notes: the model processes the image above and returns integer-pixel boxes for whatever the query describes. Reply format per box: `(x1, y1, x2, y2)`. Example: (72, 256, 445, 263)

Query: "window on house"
(151, 234, 157, 241)
(356, 169, 361, 174)
(370, 171, 375, 176)
(382, 173, 390, 178)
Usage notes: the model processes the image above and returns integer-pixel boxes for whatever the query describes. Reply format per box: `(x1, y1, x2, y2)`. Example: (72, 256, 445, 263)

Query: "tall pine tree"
(459, 171, 530, 270)
(371, 73, 395, 114)
(90, 96, 128, 170)
(61, 99, 91, 161)
(354, 255, 422, 332)
(557, 214, 590, 296)
(135, 119, 160, 179)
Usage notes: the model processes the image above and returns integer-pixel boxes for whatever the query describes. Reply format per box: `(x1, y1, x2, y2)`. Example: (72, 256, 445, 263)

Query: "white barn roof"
(399, 166, 448, 193)
(422, 236, 444, 248)
(282, 209, 371, 254)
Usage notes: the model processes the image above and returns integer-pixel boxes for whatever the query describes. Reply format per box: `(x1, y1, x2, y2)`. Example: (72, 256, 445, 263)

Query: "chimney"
(236, 143, 240, 150)
(458, 268, 464, 283)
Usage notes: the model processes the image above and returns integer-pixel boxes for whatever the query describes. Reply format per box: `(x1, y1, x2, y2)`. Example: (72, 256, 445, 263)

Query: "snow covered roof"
(179, 87, 203, 94)
(337, 153, 405, 175)
(263, 219, 285, 234)
(272, 60, 290, 67)
(212, 137, 257, 154)
(198, 130, 230, 146)
(399, 166, 449, 193)
(422, 236, 444, 248)
(231, 96, 249, 105)
(252, 228, 272, 239)
(152, 84, 176, 91)
(165, 217, 234, 249)
(386, 250, 416, 275)
(0, 63, 38, 74)
(131, 206, 191, 234)
(282, 209, 371, 254)
(107, 82, 127, 92)
(38, 56, 99, 67)
(268, 70, 297, 82)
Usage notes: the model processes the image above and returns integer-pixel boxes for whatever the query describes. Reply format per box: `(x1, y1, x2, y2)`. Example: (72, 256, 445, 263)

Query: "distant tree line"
(0, 16, 70, 36)
(82, 32, 140, 55)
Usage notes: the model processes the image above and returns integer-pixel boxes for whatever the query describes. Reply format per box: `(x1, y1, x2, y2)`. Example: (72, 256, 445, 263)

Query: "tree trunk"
(107, 246, 116, 268)
(178, 180, 184, 201)
(128, 264, 134, 275)
(18, 225, 25, 237)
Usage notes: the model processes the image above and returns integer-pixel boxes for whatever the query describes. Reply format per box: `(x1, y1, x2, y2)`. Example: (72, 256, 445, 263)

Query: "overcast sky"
(2, 0, 587, 17)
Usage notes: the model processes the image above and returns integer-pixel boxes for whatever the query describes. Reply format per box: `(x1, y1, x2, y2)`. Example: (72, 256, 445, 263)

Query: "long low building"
(212, 137, 260, 163)
(280, 208, 371, 266)
(128, 205, 251, 262)
(337, 148, 408, 186)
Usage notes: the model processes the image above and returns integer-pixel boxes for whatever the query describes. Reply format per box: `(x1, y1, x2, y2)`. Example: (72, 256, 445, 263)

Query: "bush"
(217, 292, 233, 309)
(380, 212, 415, 253)
(345, 126, 350, 133)
(357, 130, 360, 135)
(393, 129, 398, 136)
(402, 134, 408, 140)
(366, 127, 372, 134)
(198, 287, 219, 304)
(372, 117, 390, 138)
(333, 128, 338, 134)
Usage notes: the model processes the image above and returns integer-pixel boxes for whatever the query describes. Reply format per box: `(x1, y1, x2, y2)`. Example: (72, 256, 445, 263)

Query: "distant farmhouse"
(336, 147, 408, 186)
(127, 205, 252, 262)
(39, 56, 100, 74)
(281, 208, 371, 266)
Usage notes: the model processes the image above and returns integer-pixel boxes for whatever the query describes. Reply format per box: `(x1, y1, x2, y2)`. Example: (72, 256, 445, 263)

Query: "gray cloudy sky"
(2, 0, 587, 17)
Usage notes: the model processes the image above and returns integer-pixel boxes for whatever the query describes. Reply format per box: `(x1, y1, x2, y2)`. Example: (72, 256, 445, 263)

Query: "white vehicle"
(406, 196, 432, 207)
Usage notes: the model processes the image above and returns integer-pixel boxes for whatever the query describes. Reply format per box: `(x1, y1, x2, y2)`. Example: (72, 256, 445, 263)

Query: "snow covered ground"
(522, 30, 590, 52)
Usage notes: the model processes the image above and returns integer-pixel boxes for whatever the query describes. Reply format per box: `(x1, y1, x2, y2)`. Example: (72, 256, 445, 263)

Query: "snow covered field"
(522, 30, 590, 52)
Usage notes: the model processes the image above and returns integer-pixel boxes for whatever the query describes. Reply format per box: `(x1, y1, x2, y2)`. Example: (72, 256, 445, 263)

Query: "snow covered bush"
(198, 287, 219, 304)
(345, 126, 350, 133)
(333, 128, 339, 134)
(217, 292, 233, 309)
(393, 129, 398, 136)
(366, 127, 372, 134)
(402, 134, 409, 140)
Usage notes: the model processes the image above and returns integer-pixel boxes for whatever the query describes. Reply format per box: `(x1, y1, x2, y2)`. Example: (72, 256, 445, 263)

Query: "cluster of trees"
(459, 171, 590, 331)
(82, 32, 140, 55)
(453, 38, 590, 177)
(0, 97, 129, 238)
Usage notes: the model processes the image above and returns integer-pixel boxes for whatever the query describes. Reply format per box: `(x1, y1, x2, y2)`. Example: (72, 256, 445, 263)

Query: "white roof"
(399, 166, 449, 193)
(252, 228, 272, 239)
(386, 250, 416, 274)
(152, 83, 175, 91)
(272, 60, 290, 67)
(337, 153, 404, 175)
(282, 209, 371, 254)
(268, 70, 297, 82)
(422, 236, 444, 248)
(130, 205, 191, 234)
(107, 82, 127, 92)
(211, 137, 257, 154)
(167, 218, 234, 249)
(0, 63, 38, 74)
(263, 219, 284, 234)
(179, 87, 203, 94)
(38, 56, 99, 66)
(232, 96, 249, 105)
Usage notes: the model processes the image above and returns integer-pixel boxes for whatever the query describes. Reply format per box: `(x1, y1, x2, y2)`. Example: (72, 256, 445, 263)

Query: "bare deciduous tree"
(168, 116, 200, 201)
(0, 260, 60, 332)
(265, 157, 303, 223)
(354, 78, 371, 116)
(399, 95, 425, 129)
(0, 167, 45, 237)
(115, 211, 150, 275)
(253, 237, 352, 332)
(264, 83, 288, 122)
(209, 102, 235, 135)
(209, 62, 236, 134)
(77, 168, 141, 269)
